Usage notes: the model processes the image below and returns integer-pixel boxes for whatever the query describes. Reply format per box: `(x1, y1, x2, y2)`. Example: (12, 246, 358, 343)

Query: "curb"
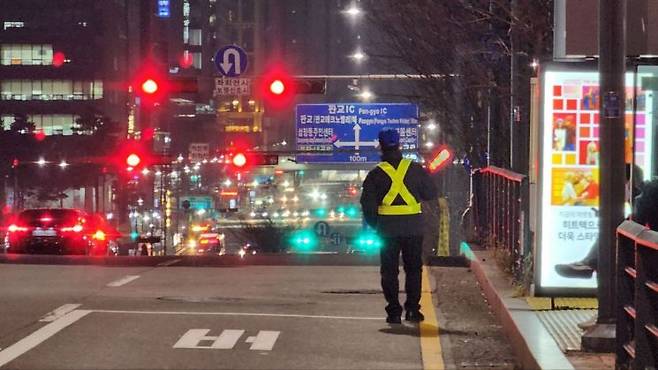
(460, 242, 575, 370)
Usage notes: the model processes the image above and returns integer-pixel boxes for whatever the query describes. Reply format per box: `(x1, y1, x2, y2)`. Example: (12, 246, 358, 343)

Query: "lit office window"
(28, 114, 79, 135)
(1, 80, 103, 100)
(192, 53, 202, 69)
(0, 44, 53, 65)
(189, 29, 202, 46)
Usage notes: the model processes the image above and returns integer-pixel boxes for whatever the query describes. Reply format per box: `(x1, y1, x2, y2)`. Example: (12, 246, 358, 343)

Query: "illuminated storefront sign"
(156, 0, 170, 18)
(538, 66, 654, 292)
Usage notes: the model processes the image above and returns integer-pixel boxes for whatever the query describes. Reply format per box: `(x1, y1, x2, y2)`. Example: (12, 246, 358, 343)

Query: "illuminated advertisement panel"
(538, 66, 654, 292)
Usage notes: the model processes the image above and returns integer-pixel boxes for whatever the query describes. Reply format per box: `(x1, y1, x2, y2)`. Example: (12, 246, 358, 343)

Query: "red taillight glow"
(40, 217, 53, 223)
(93, 230, 106, 240)
(61, 224, 83, 233)
(8, 224, 28, 232)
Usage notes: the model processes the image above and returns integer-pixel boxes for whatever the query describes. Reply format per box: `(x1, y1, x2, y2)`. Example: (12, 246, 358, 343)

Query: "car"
(195, 233, 224, 255)
(3, 208, 119, 256)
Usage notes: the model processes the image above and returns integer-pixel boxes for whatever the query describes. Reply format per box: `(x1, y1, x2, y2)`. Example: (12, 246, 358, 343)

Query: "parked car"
(3, 208, 120, 256)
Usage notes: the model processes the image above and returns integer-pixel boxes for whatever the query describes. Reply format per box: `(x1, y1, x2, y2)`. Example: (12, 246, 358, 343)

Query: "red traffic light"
(126, 153, 141, 168)
(269, 79, 286, 95)
(259, 67, 295, 109)
(232, 153, 247, 168)
(228, 152, 278, 170)
(141, 79, 159, 95)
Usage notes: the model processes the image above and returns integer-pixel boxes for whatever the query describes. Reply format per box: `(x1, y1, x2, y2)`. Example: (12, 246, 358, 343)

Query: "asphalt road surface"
(0, 255, 517, 369)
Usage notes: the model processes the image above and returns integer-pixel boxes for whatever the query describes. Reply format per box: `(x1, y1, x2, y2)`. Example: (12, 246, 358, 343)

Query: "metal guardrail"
(472, 166, 530, 283)
(616, 220, 658, 370)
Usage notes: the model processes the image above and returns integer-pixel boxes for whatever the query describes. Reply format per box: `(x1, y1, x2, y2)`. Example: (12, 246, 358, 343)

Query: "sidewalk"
(459, 243, 615, 370)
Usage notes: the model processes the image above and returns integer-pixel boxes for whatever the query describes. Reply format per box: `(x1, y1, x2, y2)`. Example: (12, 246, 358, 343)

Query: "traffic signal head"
(126, 153, 141, 168)
(232, 153, 247, 168)
(259, 67, 327, 110)
(259, 67, 295, 109)
(269, 79, 286, 95)
(141, 79, 159, 95)
(229, 152, 278, 170)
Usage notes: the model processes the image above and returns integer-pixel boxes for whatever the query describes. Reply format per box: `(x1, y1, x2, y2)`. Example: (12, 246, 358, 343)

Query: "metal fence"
(472, 166, 530, 283)
(616, 220, 658, 370)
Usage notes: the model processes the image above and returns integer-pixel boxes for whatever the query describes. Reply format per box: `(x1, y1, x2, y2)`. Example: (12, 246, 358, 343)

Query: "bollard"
(437, 197, 450, 256)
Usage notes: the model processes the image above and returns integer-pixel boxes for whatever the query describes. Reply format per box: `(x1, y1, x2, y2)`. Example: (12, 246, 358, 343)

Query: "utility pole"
(583, 0, 626, 352)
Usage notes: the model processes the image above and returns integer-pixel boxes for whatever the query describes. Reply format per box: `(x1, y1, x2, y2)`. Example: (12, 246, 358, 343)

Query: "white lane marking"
(173, 329, 245, 349)
(106, 275, 140, 287)
(92, 309, 382, 321)
(157, 259, 181, 267)
(245, 330, 280, 351)
(0, 310, 91, 367)
(39, 304, 82, 322)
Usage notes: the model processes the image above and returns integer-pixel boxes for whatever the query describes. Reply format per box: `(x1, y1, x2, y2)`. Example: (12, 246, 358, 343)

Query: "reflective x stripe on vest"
(377, 159, 422, 215)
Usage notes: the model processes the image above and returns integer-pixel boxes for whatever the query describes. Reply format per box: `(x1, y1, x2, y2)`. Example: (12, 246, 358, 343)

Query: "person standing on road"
(360, 129, 438, 324)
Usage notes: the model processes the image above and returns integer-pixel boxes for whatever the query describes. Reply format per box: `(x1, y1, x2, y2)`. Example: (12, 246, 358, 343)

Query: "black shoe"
(555, 262, 594, 279)
(405, 311, 425, 322)
(386, 315, 402, 324)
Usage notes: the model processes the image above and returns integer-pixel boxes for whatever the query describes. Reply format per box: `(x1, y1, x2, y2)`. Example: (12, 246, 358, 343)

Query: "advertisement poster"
(539, 68, 654, 291)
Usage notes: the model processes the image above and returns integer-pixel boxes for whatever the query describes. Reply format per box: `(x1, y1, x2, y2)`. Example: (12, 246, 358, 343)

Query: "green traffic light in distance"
(313, 208, 327, 218)
(290, 230, 318, 252)
(355, 231, 383, 254)
(346, 205, 359, 218)
(130, 231, 139, 241)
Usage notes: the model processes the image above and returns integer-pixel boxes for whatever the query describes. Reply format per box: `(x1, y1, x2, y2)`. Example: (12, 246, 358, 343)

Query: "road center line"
(0, 310, 91, 368)
(91, 309, 382, 321)
(420, 266, 445, 370)
(39, 304, 81, 322)
(106, 275, 140, 287)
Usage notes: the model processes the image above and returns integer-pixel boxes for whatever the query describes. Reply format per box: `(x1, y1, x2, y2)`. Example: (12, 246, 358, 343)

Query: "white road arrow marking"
(245, 331, 280, 351)
(220, 48, 242, 75)
(173, 329, 280, 351)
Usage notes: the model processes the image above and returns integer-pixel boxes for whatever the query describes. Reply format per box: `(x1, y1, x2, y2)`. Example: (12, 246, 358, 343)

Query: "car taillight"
(8, 224, 28, 232)
(200, 239, 209, 245)
(61, 224, 84, 233)
(93, 230, 106, 240)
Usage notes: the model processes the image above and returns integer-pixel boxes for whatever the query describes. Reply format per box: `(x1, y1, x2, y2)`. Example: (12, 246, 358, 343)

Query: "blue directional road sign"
(296, 103, 419, 163)
(214, 45, 248, 77)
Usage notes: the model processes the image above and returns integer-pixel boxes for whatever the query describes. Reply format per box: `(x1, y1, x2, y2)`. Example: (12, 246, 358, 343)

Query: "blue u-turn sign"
(214, 45, 248, 77)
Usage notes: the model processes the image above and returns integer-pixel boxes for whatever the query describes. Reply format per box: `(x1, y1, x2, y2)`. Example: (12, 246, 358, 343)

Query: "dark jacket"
(360, 150, 438, 237)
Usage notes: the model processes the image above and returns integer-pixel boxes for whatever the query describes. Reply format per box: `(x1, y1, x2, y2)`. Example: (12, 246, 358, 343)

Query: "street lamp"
(59, 160, 68, 169)
(351, 50, 366, 62)
(358, 89, 374, 101)
(344, 5, 362, 17)
(37, 158, 46, 167)
(426, 122, 437, 131)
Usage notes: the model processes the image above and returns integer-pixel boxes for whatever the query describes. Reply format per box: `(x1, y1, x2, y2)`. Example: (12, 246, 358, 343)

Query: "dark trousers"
(380, 235, 423, 316)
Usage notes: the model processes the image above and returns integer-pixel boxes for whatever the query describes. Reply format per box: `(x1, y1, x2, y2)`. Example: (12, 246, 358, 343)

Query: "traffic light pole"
(582, 0, 626, 352)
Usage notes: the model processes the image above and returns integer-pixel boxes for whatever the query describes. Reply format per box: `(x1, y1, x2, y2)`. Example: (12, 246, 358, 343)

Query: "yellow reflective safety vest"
(377, 159, 422, 215)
